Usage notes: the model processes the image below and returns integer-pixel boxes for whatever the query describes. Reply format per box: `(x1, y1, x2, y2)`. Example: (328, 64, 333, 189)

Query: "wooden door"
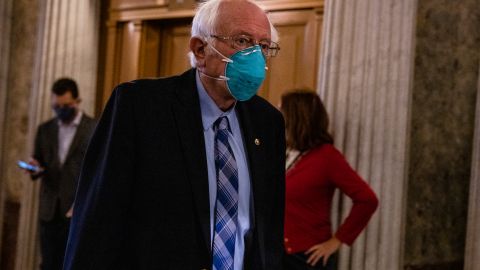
(104, 8, 323, 107)
(261, 9, 323, 106)
(136, 19, 192, 79)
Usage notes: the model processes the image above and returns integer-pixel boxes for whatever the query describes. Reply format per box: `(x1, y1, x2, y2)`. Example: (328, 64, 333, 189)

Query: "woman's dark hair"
(280, 89, 333, 151)
(52, 78, 79, 99)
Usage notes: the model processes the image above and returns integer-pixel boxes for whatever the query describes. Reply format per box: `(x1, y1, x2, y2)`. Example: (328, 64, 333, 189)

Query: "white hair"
(188, 0, 279, 67)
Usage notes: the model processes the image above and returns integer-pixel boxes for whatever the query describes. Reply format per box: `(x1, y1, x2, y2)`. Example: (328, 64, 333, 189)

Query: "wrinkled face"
(196, 1, 272, 98)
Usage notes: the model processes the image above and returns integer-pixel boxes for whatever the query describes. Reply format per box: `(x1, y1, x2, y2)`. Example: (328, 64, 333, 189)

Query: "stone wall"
(404, 0, 480, 268)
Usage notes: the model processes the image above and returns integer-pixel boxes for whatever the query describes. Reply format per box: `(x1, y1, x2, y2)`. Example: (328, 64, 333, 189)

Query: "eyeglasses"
(210, 34, 280, 57)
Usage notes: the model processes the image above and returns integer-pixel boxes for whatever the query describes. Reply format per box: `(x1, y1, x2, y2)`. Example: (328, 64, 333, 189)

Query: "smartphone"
(17, 160, 41, 172)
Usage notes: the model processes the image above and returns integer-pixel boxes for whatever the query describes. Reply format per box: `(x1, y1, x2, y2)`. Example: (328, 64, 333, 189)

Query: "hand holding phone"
(17, 160, 41, 173)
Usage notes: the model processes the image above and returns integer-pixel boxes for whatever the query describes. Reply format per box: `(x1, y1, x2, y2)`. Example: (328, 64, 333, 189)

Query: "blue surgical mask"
(203, 45, 267, 101)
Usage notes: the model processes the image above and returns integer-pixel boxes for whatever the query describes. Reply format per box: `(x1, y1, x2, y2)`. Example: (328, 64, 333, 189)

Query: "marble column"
(0, 1, 40, 269)
(317, 0, 418, 269)
(464, 68, 480, 270)
(14, 0, 100, 269)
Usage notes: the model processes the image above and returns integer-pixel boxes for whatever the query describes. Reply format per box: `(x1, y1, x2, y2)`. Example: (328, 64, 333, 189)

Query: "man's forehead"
(52, 92, 76, 102)
(216, 3, 270, 37)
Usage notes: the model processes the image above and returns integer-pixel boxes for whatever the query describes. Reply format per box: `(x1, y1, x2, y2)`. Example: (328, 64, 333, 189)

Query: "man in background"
(24, 78, 96, 270)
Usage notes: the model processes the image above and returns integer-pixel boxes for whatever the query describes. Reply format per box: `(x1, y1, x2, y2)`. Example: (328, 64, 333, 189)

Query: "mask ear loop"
(201, 73, 230, 81)
(199, 41, 233, 81)
(208, 44, 234, 63)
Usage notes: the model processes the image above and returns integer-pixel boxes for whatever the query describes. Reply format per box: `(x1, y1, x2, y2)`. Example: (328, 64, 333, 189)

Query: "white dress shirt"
(196, 71, 251, 270)
(58, 111, 82, 165)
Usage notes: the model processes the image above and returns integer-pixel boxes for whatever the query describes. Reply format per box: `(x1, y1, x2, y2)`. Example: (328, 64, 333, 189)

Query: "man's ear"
(189, 37, 207, 67)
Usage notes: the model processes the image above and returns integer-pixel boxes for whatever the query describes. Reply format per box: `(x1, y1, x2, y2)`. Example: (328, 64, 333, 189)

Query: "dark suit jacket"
(64, 69, 286, 270)
(33, 114, 96, 221)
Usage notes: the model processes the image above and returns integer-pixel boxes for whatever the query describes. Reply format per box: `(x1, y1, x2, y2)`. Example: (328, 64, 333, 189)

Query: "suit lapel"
(236, 101, 267, 269)
(171, 69, 211, 254)
(48, 120, 60, 165)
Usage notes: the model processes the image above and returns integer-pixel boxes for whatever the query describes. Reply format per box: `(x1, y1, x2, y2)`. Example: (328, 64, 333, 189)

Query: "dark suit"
(33, 113, 96, 270)
(64, 69, 285, 270)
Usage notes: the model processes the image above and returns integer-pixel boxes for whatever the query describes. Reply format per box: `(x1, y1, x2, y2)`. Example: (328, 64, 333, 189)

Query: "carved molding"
(110, 7, 194, 22)
(110, 0, 322, 11)
(110, 0, 168, 11)
(108, 0, 324, 22)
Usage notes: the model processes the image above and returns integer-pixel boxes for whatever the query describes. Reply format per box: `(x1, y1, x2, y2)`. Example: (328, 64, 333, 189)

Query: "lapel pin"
(254, 138, 260, 146)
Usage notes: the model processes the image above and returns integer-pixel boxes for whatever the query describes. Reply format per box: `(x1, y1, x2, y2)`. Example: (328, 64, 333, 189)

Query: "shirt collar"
(58, 111, 83, 127)
(196, 70, 236, 131)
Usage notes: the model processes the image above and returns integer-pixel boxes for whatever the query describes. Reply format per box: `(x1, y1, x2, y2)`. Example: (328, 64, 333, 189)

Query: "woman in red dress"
(280, 90, 379, 270)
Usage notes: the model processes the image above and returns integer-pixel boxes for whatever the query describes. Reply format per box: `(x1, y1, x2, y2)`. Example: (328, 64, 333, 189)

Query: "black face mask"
(54, 106, 77, 123)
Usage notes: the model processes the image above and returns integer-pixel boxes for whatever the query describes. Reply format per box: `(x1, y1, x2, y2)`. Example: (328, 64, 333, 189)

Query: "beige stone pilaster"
(317, 0, 418, 269)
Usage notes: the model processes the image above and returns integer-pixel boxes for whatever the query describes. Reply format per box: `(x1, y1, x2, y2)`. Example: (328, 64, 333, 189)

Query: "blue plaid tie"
(212, 116, 238, 270)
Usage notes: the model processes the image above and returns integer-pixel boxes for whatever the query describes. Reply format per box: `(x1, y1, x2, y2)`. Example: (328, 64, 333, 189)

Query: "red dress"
(284, 144, 378, 254)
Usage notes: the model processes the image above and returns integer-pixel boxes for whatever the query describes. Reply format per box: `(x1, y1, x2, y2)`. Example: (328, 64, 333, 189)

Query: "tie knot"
(214, 116, 230, 132)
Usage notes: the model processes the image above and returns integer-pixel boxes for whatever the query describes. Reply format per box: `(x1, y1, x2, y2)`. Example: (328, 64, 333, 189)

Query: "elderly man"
(63, 0, 285, 269)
